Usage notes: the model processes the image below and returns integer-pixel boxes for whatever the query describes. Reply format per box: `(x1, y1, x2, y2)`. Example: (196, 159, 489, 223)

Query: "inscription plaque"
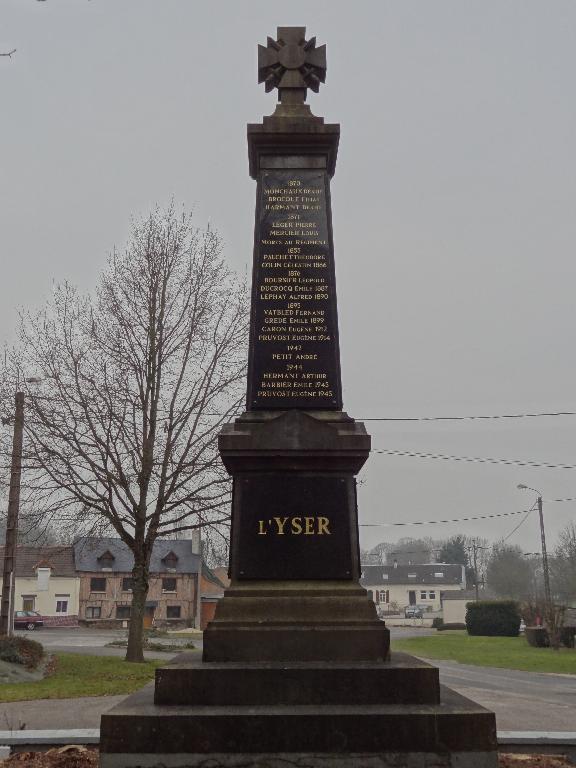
(246, 169, 343, 410)
(236, 475, 353, 579)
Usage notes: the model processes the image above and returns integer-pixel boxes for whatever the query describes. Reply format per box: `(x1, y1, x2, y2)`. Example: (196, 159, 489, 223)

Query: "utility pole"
(472, 543, 479, 602)
(0, 392, 25, 636)
(537, 495, 552, 612)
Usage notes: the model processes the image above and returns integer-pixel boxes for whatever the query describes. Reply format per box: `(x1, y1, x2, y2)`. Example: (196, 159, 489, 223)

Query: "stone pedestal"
(203, 409, 390, 664)
(100, 652, 498, 768)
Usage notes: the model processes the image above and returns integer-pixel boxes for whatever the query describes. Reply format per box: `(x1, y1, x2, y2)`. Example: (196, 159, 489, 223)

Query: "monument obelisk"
(100, 28, 498, 768)
(202, 25, 389, 662)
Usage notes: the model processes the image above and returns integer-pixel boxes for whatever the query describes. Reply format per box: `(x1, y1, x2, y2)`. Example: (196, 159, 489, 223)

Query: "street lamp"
(516, 484, 552, 620)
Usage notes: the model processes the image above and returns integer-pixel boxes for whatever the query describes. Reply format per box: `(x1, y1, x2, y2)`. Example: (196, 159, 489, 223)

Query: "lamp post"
(517, 484, 552, 619)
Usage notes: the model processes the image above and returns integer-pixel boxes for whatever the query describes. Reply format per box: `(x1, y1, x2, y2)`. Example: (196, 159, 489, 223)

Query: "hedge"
(0, 635, 45, 668)
(465, 600, 521, 637)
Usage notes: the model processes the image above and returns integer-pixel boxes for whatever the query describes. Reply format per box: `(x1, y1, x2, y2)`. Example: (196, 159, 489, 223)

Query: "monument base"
(203, 580, 390, 662)
(99, 653, 498, 768)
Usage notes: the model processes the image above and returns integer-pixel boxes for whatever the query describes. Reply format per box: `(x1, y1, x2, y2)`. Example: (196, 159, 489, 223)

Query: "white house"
(360, 563, 466, 613)
(0, 545, 80, 626)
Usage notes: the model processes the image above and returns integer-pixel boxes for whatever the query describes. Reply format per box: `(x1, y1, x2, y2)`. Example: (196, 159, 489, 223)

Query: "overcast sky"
(2, 1, 576, 556)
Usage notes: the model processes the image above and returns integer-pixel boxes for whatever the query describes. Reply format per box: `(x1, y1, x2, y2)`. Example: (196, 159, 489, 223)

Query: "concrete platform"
(154, 652, 440, 706)
(100, 653, 497, 768)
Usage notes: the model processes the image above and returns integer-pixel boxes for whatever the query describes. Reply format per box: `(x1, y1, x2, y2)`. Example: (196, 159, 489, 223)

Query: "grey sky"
(2, 1, 576, 556)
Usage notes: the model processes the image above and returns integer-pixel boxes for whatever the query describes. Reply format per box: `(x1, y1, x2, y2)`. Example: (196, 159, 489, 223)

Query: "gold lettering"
(274, 516, 289, 535)
(291, 517, 303, 535)
(317, 517, 331, 535)
(258, 520, 267, 535)
(304, 517, 315, 535)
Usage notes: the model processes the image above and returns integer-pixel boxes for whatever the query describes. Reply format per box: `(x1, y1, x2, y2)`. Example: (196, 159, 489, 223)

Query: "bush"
(525, 626, 549, 647)
(466, 600, 521, 637)
(559, 627, 575, 649)
(0, 635, 45, 668)
(438, 622, 467, 631)
(432, 617, 444, 629)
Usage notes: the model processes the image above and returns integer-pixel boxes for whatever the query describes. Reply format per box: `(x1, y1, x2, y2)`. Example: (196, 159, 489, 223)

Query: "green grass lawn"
(0, 653, 163, 702)
(393, 631, 576, 674)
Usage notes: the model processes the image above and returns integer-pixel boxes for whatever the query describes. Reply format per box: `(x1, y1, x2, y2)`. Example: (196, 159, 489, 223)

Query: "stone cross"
(258, 27, 326, 106)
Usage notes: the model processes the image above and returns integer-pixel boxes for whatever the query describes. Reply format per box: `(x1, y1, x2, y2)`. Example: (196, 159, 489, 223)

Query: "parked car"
(404, 606, 424, 619)
(14, 610, 44, 630)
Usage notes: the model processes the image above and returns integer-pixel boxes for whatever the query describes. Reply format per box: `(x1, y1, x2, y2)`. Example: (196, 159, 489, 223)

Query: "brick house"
(200, 564, 230, 630)
(0, 545, 79, 626)
(74, 537, 200, 628)
(360, 563, 466, 613)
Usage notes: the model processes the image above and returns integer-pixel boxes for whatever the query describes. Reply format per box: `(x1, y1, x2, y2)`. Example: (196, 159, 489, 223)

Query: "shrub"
(0, 634, 45, 668)
(559, 627, 575, 649)
(525, 627, 549, 647)
(432, 617, 444, 629)
(438, 622, 467, 631)
(466, 600, 521, 637)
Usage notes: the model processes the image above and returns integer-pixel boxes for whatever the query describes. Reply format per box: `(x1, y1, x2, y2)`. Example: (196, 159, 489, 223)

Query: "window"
(381, 573, 389, 580)
(162, 577, 177, 592)
(116, 606, 131, 619)
(429, 591, 436, 600)
(90, 577, 107, 592)
(378, 590, 389, 604)
(366, 590, 373, 601)
(22, 596, 35, 611)
(122, 577, 133, 592)
(434, 572, 444, 578)
(408, 573, 417, 579)
(37, 567, 51, 591)
(166, 605, 181, 619)
(86, 606, 101, 619)
(56, 600, 68, 613)
(420, 591, 427, 600)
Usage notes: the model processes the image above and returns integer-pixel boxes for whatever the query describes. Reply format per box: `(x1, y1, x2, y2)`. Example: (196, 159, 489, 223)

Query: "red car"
(14, 610, 44, 630)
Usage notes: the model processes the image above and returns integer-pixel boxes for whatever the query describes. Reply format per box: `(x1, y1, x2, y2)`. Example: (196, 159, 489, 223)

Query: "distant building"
(441, 589, 493, 624)
(199, 564, 230, 630)
(0, 545, 79, 626)
(73, 537, 200, 628)
(360, 563, 466, 613)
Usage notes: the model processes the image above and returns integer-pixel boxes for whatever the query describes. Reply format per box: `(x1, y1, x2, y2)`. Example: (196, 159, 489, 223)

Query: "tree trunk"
(125, 558, 150, 663)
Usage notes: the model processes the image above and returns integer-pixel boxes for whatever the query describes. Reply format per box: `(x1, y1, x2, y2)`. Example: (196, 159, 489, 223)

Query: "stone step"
(154, 652, 440, 706)
(100, 683, 497, 763)
(203, 621, 390, 662)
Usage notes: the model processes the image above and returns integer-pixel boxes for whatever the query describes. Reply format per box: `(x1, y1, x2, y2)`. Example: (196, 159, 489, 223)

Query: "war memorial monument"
(100, 27, 498, 768)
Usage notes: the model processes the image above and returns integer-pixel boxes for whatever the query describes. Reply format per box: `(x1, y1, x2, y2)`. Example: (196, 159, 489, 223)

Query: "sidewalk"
(1, 696, 125, 731)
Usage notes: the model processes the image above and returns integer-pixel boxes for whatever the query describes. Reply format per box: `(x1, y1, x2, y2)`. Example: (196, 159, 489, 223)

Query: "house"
(74, 537, 200, 628)
(440, 589, 495, 624)
(0, 545, 79, 626)
(200, 564, 230, 630)
(360, 563, 466, 613)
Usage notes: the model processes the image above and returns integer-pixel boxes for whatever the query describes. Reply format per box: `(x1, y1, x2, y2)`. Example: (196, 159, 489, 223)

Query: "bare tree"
(1, 205, 247, 661)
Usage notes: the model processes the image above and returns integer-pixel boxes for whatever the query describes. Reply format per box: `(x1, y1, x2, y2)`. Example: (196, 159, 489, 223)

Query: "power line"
(359, 508, 530, 528)
(372, 447, 576, 471)
(501, 502, 537, 543)
(360, 411, 576, 422)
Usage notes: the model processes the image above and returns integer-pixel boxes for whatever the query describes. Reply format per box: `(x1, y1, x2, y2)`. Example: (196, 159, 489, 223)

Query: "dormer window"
(162, 551, 179, 572)
(408, 573, 417, 579)
(97, 550, 115, 571)
(381, 573, 389, 580)
(36, 566, 51, 591)
(434, 572, 444, 578)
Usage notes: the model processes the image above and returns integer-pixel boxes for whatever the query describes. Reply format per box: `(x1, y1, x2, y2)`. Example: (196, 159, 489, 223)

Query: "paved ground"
(5, 627, 574, 732)
(13, 627, 197, 659)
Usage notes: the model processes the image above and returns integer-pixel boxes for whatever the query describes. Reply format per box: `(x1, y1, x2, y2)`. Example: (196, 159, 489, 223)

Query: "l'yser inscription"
(247, 169, 342, 410)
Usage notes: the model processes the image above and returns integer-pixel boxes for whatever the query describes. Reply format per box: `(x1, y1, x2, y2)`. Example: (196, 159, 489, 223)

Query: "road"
(6, 626, 575, 732)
